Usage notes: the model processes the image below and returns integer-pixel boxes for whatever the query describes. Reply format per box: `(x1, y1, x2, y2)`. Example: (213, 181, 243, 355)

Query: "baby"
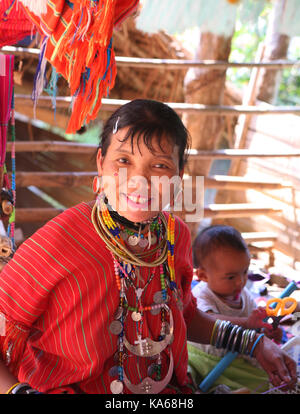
(191, 225, 281, 352)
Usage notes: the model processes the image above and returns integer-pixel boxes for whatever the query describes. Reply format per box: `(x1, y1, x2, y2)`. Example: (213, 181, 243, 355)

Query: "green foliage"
(227, 2, 300, 106)
(227, 2, 270, 88)
(277, 39, 300, 105)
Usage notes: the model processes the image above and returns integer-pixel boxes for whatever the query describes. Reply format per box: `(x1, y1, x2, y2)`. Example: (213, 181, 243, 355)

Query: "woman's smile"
(122, 192, 153, 210)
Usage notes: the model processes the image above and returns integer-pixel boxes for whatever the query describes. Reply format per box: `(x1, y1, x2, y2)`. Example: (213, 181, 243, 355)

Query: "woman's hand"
(253, 335, 297, 389)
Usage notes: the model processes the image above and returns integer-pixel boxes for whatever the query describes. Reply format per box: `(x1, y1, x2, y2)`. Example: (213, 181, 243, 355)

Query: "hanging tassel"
(31, 36, 48, 119)
(48, 0, 118, 133)
(44, 67, 60, 122)
(18, 0, 47, 17)
(7, 94, 16, 248)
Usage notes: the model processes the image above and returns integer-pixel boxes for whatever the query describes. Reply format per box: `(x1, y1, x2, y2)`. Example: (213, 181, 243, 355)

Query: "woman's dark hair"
(99, 99, 191, 170)
(192, 225, 249, 268)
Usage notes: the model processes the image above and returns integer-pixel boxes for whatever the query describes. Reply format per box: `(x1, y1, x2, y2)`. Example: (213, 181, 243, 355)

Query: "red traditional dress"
(0, 202, 196, 394)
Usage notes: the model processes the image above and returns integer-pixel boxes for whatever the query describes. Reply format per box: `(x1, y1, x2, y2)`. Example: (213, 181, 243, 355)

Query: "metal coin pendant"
(139, 238, 149, 248)
(109, 320, 123, 335)
(131, 311, 142, 322)
(151, 234, 157, 245)
(128, 235, 139, 246)
(153, 291, 167, 304)
(150, 305, 161, 316)
(110, 379, 124, 394)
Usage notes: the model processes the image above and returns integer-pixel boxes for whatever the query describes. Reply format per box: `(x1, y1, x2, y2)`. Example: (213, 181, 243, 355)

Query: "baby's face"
(201, 247, 250, 298)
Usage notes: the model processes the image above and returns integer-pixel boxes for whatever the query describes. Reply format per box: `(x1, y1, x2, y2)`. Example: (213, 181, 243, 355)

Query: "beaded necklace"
(91, 194, 179, 394)
(91, 193, 168, 266)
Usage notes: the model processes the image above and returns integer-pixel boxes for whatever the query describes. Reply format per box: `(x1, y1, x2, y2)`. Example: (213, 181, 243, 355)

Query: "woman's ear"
(96, 148, 103, 176)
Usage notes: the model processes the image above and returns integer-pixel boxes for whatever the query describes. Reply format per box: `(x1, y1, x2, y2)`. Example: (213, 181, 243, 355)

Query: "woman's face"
(96, 127, 183, 223)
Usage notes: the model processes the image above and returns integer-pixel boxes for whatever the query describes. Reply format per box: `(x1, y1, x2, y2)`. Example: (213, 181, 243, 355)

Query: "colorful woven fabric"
(0, 0, 35, 48)
(0, 202, 196, 394)
(0, 54, 14, 167)
(21, 0, 139, 134)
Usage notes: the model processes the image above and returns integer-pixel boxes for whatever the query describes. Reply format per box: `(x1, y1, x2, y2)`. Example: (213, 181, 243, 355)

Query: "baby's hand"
(245, 307, 273, 332)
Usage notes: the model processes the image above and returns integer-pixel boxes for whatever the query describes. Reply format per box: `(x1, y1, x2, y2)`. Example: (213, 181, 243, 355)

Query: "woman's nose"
(128, 172, 151, 194)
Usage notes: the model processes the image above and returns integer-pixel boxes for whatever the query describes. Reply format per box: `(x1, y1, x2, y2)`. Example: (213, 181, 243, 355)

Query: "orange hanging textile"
(21, 0, 139, 134)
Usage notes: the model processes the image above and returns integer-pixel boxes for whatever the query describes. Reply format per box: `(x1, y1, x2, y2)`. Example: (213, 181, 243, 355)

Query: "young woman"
(0, 100, 296, 394)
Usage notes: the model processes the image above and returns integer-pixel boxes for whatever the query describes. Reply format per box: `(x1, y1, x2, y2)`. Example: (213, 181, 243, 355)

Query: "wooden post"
(256, 0, 290, 103)
(182, 31, 233, 238)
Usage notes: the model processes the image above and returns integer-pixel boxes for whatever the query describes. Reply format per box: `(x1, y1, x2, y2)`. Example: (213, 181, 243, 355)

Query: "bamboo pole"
(13, 171, 95, 188)
(204, 203, 282, 218)
(203, 175, 292, 190)
(14, 204, 282, 222)
(187, 149, 300, 160)
(13, 95, 300, 115)
(241, 231, 278, 242)
(1, 46, 300, 69)
(6, 140, 96, 153)
(11, 171, 291, 189)
(6, 142, 300, 159)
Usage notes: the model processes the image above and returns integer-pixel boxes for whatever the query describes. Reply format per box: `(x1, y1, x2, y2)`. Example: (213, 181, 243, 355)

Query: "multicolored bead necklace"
(91, 193, 179, 394)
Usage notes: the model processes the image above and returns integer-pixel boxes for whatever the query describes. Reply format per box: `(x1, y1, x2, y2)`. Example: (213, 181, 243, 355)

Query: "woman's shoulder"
(44, 201, 94, 233)
(19, 202, 95, 254)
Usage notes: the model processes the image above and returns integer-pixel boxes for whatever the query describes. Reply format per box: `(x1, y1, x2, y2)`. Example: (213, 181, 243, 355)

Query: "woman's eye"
(117, 158, 128, 164)
(153, 163, 167, 169)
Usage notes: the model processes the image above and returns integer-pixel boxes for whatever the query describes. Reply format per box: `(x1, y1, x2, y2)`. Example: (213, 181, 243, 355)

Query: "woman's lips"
(121, 193, 152, 210)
